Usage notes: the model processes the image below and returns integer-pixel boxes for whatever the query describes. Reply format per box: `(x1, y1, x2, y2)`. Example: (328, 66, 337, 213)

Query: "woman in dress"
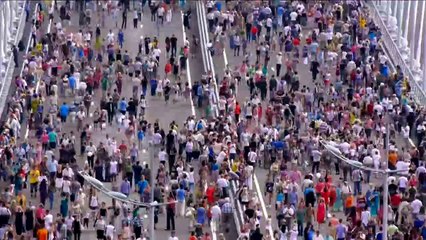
(39, 178, 48, 206)
(196, 204, 206, 226)
(15, 206, 25, 237)
(333, 184, 343, 212)
(25, 207, 34, 239)
(166, 6, 172, 23)
(316, 198, 326, 227)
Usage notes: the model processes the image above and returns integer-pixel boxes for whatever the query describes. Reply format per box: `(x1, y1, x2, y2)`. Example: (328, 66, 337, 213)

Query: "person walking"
(166, 192, 176, 231)
(121, 9, 128, 29)
(72, 216, 82, 240)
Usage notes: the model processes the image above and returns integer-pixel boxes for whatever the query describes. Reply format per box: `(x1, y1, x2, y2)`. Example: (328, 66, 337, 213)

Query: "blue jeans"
(354, 181, 361, 195)
(49, 191, 54, 210)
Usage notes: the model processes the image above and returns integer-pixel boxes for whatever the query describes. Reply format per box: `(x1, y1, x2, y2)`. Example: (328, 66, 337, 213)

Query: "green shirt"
(48, 131, 57, 143)
(296, 208, 305, 222)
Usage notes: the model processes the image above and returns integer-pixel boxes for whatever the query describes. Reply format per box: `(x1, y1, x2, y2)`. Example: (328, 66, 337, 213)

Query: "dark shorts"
(49, 142, 56, 149)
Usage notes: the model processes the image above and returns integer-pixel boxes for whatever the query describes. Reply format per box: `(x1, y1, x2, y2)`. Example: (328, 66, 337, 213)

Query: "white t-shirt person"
(248, 150, 257, 165)
(105, 224, 115, 239)
(411, 199, 423, 214)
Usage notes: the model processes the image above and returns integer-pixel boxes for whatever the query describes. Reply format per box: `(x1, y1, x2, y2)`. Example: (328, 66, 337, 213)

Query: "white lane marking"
(181, 10, 196, 116)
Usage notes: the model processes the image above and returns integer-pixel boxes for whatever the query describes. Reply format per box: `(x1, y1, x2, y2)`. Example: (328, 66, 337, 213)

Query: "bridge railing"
(364, 1, 426, 105)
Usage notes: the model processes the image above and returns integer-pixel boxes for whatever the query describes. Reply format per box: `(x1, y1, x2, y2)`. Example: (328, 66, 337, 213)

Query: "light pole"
(382, 117, 390, 240)
(79, 169, 174, 240)
(320, 113, 403, 240)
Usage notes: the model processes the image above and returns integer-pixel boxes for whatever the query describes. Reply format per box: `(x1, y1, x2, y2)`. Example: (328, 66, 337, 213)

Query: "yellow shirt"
(16, 195, 26, 208)
(29, 170, 40, 184)
(359, 17, 366, 29)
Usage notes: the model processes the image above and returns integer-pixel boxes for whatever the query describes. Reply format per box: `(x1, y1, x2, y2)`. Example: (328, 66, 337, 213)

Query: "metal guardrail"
(0, 1, 26, 119)
(195, 2, 230, 239)
(364, 1, 426, 105)
(197, 1, 220, 117)
(196, 1, 245, 238)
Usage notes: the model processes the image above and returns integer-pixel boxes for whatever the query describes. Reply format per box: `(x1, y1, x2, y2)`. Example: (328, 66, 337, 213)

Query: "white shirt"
(402, 126, 410, 138)
(398, 176, 408, 188)
(110, 160, 118, 174)
(411, 199, 423, 214)
(216, 151, 227, 164)
(266, 18, 273, 27)
(395, 161, 410, 175)
(63, 167, 74, 178)
(361, 210, 371, 226)
(248, 151, 257, 164)
(105, 224, 115, 238)
(168, 237, 179, 240)
(62, 180, 71, 193)
(157, 7, 165, 16)
(290, 11, 298, 21)
(44, 214, 53, 226)
(211, 205, 222, 220)
(187, 119, 195, 131)
(340, 142, 350, 154)
(77, 111, 86, 120)
(152, 48, 162, 58)
(159, 150, 168, 162)
(217, 177, 229, 188)
(276, 54, 282, 65)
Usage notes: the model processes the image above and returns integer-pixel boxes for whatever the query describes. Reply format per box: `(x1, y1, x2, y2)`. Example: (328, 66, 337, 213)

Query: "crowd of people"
(201, 0, 426, 240)
(2, 0, 426, 240)
(0, 0, 236, 240)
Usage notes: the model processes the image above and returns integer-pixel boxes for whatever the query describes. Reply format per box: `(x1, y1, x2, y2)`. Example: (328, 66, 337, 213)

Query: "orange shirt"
(189, 236, 197, 240)
(388, 152, 398, 166)
(345, 195, 354, 208)
(37, 228, 48, 240)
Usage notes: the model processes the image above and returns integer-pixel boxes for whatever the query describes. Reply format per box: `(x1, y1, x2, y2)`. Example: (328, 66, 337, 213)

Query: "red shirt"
(315, 182, 325, 194)
(165, 63, 172, 74)
(119, 144, 128, 153)
(235, 104, 241, 115)
(390, 194, 402, 207)
(250, 26, 258, 35)
(206, 186, 215, 204)
(36, 207, 45, 220)
(293, 38, 300, 46)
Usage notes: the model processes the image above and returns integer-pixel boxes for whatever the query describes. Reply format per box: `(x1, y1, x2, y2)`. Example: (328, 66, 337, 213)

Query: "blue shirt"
(336, 224, 346, 238)
(120, 181, 131, 195)
(118, 31, 124, 42)
(276, 193, 284, 202)
(196, 85, 203, 96)
(277, 6, 284, 16)
(137, 180, 148, 194)
(215, 2, 222, 11)
(307, 230, 315, 240)
(68, 76, 76, 89)
(59, 104, 69, 117)
(119, 100, 127, 112)
(176, 188, 186, 202)
(137, 130, 144, 141)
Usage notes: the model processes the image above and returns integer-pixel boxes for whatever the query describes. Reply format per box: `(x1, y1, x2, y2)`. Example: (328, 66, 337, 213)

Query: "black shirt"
(265, 182, 274, 193)
(170, 36, 178, 47)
